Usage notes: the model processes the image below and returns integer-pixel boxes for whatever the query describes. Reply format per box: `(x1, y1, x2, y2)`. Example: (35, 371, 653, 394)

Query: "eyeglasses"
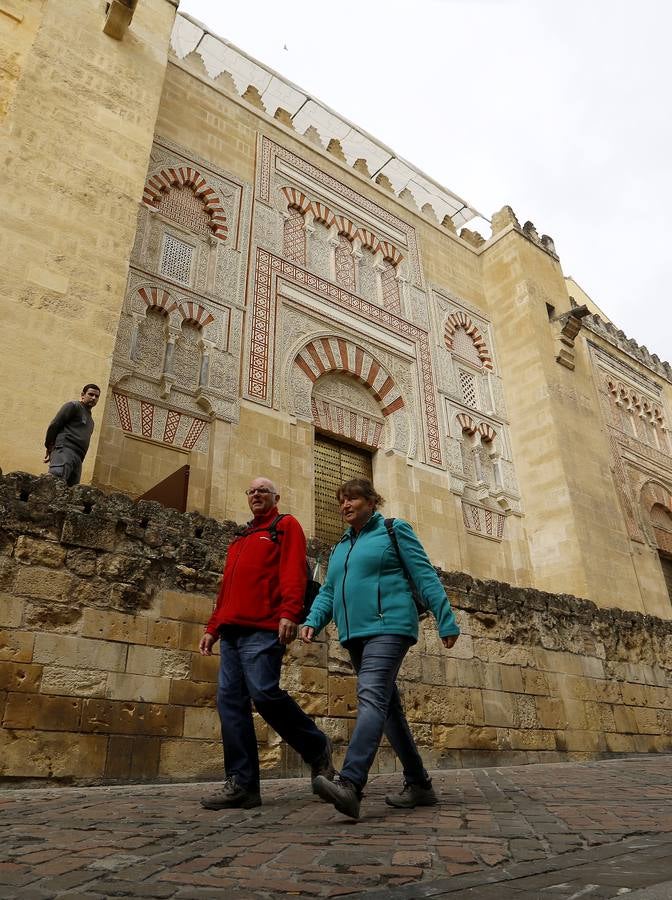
(245, 487, 273, 496)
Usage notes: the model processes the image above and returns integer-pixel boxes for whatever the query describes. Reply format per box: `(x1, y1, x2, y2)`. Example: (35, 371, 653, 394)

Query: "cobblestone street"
(1, 756, 672, 899)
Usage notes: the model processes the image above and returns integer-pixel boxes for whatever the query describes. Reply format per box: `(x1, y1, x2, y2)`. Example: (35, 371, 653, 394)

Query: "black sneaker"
(310, 737, 335, 792)
(200, 777, 261, 810)
(385, 780, 438, 809)
(313, 774, 361, 819)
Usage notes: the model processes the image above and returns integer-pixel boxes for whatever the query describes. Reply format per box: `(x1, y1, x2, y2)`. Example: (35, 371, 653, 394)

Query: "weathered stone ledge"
(1, 472, 671, 786)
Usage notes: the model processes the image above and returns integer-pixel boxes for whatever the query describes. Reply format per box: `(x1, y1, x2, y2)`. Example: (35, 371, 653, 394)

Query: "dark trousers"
(48, 447, 83, 486)
(217, 627, 327, 790)
(340, 634, 429, 790)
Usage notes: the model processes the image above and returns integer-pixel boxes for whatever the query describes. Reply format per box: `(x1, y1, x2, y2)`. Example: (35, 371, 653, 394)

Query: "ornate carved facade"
(10, 9, 668, 615)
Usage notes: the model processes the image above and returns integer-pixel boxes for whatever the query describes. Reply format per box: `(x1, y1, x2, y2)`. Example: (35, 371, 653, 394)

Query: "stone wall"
(1, 473, 671, 785)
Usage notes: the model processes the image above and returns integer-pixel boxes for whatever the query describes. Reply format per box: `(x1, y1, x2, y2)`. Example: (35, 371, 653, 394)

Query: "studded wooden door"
(314, 434, 373, 543)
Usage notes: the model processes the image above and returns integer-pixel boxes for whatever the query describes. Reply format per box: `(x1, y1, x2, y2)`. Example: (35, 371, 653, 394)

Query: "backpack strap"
(234, 513, 287, 542)
(384, 517, 428, 617)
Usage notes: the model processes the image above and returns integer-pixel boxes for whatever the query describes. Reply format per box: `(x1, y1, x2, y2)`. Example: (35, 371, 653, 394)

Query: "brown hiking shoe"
(312, 774, 361, 819)
(385, 780, 438, 809)
(200, 777, 261, 810)
(310, 736, 335, 792)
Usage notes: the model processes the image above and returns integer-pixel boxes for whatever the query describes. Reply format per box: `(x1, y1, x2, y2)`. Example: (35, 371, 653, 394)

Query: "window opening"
(159, 233, 194, 286)
(459, 370, 478, 409)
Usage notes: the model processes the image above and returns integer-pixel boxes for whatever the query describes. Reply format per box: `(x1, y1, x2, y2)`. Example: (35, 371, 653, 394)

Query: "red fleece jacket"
(205, 507, 307, 635)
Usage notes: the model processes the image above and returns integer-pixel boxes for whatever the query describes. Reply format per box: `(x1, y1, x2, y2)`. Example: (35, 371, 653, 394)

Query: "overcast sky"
(180, 0, 671, 362)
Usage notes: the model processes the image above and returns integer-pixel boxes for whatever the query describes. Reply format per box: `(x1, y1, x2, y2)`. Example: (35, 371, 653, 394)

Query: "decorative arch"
(311, 201, 335, 228)
(444, 312, 493, 370)
(281, 186, 311, 214)
(137, 286, 178, 315)
(294, 337, 404, 417)
(334, 215, 357, 240)
(177, 301, 214, 328)
(378, 240, 403, 266)
(456, 412, 477, 435)
(142, 167, 228, 240)
(640, 481, 672, 552)
(478, 422, 497, 442)
(357, 228, 378, 252)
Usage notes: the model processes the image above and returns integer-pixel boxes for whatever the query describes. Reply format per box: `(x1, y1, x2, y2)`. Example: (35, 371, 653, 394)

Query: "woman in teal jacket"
(302, 478, 460, 820)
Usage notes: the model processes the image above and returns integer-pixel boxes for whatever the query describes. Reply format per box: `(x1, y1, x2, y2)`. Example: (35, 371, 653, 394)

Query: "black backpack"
(384, 517, 429, 619)
(235, 514, 320, 621)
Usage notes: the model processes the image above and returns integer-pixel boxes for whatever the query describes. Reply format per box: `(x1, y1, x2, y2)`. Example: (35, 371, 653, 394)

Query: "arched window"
(283, 207, 306, 265)
(334, 234, 356, 291)
(452, 326, 482, 367)
(380, 259, 400, 313)
(156, 186, 212, 237)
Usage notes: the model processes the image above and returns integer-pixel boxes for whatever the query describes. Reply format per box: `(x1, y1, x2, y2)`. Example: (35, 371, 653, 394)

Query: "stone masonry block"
(433, 724, 499, 750)
(328, 675, 357, 717)
(621, 682, 649, 706)
(0, 661, 42, 693)
(190, 652, 219, 683)
(183, 706, 220, 740)
(532, 697, 563, 729)
(506, 728, 557, 751)
(158, 590, 213, 624)
(81, 609, 149, 645)
(33, 633, 127, 672)
(179, 622, 207, 652)
(633, 706, 660, 734)
(482, 690, 517, 727)
(0, 629, 34, 662)
(591, 679, 623, 704)
(3, 692, 81, 731)
(404, 684, 473, 725)
(125, 645, 190, 679)
(292, 690, 328, 716)
(105, 735, 161, 780)
(0, 594, 24, 628)
(158, 739, 223, 779)
(521, 669, 549, 695)
(500, 665, 524, 693)
(169, 678, 215, 708)
(65, 549, 97, 577)
(13, 567, 73, 601)
(281, 665, 327, 695)
(40, 666, 107, 698)
(14, 536, 67, 568)
(106, 672, 169, 704)
(558, 730, 604, 752)
(61, 512, 117, 551)
(147, 619, 180, 649)
(605, 732, 638, 753)
(81, 698, 183, 737)
(0, 729, 107, 779)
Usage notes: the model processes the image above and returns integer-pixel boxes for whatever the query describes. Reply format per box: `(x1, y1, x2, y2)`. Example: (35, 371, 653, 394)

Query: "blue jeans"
(217, 627, 327, 790)
(340, 634, 429, 790)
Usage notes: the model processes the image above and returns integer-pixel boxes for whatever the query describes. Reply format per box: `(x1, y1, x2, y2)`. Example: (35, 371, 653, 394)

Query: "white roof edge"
(173, 12, 487, 228)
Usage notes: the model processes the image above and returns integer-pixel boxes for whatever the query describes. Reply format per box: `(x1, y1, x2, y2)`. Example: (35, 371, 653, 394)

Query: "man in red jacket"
(199, 476, 334, 809)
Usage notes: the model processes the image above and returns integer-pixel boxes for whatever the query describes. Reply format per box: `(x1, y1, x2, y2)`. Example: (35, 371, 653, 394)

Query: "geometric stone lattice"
(159, 234, 194, 287)
(112, 392, 209, 453)
(311, 397, 383, 449)
(462, 500, 505, 541)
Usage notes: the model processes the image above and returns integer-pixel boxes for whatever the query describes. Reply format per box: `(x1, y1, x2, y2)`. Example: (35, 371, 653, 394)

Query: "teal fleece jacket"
(304, 511, 460, 644)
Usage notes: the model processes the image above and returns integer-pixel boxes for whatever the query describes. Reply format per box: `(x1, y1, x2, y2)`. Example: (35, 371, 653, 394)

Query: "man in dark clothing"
(198, 476, 334, 810)
(44, 384, 101, 486)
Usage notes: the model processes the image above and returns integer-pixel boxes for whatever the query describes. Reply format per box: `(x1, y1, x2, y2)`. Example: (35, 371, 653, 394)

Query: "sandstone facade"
(1, 5, 670, 617)
(1, 4, 672, 784)
(1, 473, 671, 784)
